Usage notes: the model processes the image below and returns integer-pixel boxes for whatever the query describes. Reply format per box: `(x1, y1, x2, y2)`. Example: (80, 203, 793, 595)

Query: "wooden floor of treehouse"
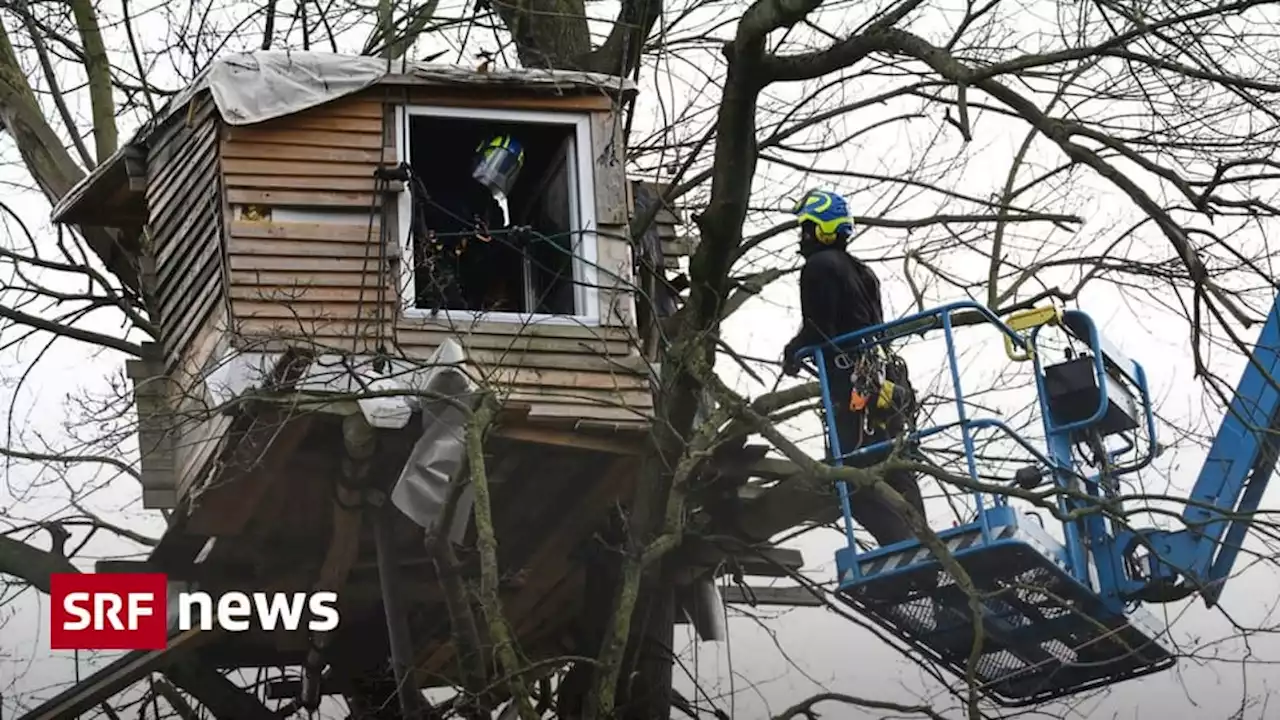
(149, 408, 645, 690)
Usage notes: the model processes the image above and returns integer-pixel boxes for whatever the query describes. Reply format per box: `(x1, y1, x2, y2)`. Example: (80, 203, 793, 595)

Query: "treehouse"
(24, 51, 809, 719)
(54, 51, 678, 511)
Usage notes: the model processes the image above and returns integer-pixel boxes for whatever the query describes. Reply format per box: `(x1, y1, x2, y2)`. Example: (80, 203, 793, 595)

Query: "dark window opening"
(406, 114, 578, 316)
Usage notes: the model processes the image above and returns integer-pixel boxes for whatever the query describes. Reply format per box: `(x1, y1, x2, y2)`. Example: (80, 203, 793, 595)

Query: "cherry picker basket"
(792, 301, 1179, 705)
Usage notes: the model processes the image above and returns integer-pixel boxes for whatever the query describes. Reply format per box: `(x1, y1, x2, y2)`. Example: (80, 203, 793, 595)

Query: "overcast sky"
(3, 1, 1280, 718)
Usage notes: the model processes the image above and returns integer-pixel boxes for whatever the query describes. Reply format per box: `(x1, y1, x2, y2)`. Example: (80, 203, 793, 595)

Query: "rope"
(400, 169, 586, 314)
(357, 87, 396, 371)
(353, 120, 669, 357)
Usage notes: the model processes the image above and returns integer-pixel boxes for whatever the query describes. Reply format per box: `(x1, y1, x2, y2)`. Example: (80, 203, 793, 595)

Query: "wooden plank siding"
(631, 181, 694, 270)
(217, 88, 654, 424)
(144, 95, 227, 371)
(130, 95, 235, 508)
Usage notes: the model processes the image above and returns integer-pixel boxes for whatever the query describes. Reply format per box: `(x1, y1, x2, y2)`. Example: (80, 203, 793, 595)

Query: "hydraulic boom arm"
(1123, 292, 1280, 607)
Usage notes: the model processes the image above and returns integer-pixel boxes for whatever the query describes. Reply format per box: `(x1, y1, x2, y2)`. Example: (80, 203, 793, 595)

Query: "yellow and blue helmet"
(792, 189, 853, 245)
(472, 134, 525, 197)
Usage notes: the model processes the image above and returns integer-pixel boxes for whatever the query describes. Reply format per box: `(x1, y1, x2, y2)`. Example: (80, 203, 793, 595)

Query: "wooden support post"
(165, 659, 277, 720)
(125, 343, 176, 509)
(372, 495, 429, 719)
(616, 562, 676, 720)
(303, 413, 378, 710)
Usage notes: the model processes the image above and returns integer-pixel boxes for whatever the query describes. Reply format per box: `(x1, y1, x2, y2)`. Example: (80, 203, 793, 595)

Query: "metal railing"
(790, 300, 1157, 585)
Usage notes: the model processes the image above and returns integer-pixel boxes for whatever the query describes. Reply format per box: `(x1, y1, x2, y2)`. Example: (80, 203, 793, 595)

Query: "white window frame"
(395, 104, 600, 326)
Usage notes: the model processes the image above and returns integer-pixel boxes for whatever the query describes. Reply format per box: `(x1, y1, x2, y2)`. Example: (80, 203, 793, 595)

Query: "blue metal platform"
(789, 295, 1280, 706)
(835, 506, 1175, 705)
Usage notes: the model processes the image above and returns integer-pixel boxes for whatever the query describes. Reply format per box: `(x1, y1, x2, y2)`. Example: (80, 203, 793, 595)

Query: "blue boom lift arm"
(790, 290, 1280, 706)
(1112, 294, 1280, 608)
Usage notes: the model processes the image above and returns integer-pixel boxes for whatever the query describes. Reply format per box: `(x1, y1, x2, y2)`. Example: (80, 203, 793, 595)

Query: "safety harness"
(836, 346, 919, 436)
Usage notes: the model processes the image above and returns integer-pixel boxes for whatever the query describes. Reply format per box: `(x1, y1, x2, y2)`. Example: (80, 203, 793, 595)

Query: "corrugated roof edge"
(51, 50, 637, 224)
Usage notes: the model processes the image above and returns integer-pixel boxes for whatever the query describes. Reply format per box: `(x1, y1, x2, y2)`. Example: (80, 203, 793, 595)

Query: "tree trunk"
(559, 507, 677, 720)
(613, 561, 676, 720)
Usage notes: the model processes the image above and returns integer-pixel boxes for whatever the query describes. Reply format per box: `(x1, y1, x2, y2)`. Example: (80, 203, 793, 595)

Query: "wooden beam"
(738, 456, 804, 482)
(722, 585, 824, 607)
(678, 538, 805, 579)
(672, 586, 824, 626)
(395, 85, 617, 111)
(165, 659, 278, 720)
(492, 423, 645, 455)
(16, 629, 213, 720)
(723, 456, 843, 544)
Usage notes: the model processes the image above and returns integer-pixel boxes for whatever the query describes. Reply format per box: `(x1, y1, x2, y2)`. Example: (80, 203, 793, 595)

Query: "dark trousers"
(831, 404, 927, 548)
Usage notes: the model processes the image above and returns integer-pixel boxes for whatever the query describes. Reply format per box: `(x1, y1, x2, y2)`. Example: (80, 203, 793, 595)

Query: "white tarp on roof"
(206, 52, 389, 126)
(204, 49, 635, 126)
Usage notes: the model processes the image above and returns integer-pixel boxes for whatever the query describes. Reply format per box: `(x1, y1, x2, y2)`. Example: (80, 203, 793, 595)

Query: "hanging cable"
(357, 88, 402, 373)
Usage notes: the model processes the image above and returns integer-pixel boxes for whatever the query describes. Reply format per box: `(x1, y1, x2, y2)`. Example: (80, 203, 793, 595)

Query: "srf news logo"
(50, 573, 339, 650)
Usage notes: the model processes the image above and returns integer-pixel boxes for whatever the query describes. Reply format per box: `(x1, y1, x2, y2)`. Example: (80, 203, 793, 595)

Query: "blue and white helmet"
(792, 189, 854, 245)
(472, 134, 525, 198)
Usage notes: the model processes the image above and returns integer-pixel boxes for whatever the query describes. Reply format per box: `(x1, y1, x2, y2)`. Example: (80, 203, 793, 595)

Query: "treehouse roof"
(51, 50, 637, 287)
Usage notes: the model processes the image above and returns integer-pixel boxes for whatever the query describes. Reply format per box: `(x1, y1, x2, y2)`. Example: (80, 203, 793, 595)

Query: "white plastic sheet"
(388, 340, 480, 541)
(203, 49, 636, 127)
(206, 51, 389, 125)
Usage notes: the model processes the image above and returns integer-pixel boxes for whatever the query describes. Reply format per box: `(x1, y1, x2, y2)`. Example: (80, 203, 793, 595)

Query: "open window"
(397, 105, 598, 323)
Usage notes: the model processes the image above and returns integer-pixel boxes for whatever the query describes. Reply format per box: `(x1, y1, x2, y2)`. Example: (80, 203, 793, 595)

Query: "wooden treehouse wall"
(129, 94, 229, 508)
(132, 86, 690, 507)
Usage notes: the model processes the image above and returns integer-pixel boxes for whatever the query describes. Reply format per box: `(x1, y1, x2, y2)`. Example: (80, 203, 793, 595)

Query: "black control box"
(1043, 355, 1140, 437)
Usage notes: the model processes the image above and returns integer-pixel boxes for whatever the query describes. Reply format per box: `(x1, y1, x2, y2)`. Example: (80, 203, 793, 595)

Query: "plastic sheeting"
(389, 340, 481, 542)
(204, 49, 637, 127)
(678, 577, 727, 642)
(207, 52, 389, 126)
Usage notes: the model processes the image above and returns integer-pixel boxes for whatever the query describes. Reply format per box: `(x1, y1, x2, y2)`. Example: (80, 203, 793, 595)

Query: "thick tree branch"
(759, 0, 924, 81)
(0, 22, 139, 292)
(466, 393, 538, 720)
(19, 0, 93, 168)
(583, 0, 663, 77)
(0, 301, 143, 356)
(0, 533, 77, 593)
(68, 0, 117, 164)
(490, 0, 591, 70)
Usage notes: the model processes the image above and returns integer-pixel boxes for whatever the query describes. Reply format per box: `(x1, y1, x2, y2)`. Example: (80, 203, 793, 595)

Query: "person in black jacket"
(412, 133, 526, 312)
(781, 189, 928, 549)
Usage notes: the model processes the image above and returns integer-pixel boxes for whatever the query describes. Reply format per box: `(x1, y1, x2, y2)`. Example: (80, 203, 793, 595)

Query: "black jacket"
(784, 246, 884, 364)
(412, 180, 505, 309)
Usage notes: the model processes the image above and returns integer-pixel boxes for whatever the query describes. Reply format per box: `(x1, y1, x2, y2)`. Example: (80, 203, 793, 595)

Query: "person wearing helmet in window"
(414, 133, 525, 312)
(461, 133, 527, 311)
(781, 189, 928, 549)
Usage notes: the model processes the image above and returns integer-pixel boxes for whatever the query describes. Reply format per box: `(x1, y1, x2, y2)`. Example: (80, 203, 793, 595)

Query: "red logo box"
(50, 573, 168, 650)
